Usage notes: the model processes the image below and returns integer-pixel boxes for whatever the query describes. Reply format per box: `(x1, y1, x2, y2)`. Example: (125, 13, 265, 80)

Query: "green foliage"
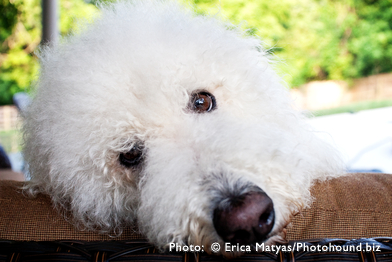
(0, 0, 40, 105)
(0, 0, 18, 42)
(0, 0, 98, 105)
(186, 0, 392, 87)
(349, 0, 392, 77)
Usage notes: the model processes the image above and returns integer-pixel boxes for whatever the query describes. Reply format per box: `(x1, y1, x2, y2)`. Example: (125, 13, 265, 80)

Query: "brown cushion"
(287, 173, 392, 240)
(0, 173, 391, 241)
(0, 180, 142, 241)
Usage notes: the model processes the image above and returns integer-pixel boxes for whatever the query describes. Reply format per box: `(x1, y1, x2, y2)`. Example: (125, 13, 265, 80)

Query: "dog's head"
(24, 0, 344, 255)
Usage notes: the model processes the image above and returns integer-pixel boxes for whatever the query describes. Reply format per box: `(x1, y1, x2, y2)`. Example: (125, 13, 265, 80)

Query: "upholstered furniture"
(1, 173, 392, 261)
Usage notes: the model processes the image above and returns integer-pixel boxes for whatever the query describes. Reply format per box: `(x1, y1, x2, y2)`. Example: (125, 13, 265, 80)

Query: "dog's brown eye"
(190, 91, 216, 113)
(119, 144, 144, 168)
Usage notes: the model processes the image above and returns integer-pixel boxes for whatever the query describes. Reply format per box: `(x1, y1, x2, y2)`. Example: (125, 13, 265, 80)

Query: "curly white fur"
(23, 0, 345, 255)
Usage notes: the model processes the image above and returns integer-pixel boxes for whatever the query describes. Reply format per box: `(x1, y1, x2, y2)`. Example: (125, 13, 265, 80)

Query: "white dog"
(23, 0, 344, 255)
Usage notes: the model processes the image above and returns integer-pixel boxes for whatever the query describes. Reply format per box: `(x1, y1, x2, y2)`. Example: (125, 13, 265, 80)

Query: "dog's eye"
(190, 91, 216, 113)
(119, 144, 144, 168)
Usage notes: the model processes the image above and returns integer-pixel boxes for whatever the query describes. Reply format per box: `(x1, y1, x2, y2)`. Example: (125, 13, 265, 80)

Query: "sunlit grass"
(312, 100, 392, 117)
(0, 129, 22, 153)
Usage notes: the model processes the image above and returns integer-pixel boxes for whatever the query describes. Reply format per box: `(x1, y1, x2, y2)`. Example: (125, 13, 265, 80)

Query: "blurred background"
(1, 0, 392, 179)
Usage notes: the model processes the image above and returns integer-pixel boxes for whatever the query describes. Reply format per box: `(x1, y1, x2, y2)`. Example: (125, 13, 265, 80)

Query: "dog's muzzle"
(213, 191, 275, 245)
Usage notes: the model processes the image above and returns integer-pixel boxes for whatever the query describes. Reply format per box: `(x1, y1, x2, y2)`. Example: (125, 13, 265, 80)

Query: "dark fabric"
(0, 146, 11, 169)
(0, 238, 392, 262)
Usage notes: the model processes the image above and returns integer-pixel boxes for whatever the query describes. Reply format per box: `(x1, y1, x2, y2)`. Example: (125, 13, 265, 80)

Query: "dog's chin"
(264, 229, 288, 245)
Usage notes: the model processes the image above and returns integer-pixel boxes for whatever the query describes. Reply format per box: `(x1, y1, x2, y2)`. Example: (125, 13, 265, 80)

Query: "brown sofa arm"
(0, 173, 391, 261)
(1, 173, 391, 241)
(287, 172, 392, 240)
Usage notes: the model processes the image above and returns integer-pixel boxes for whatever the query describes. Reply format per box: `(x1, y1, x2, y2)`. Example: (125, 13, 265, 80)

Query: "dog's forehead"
(37, 1, 291, 137)
(78, 2, 271, 94)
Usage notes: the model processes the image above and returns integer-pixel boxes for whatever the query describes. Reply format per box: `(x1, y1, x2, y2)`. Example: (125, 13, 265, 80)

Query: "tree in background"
(283, 0, 392, 86)
(188, 0, 392, 87)
(0, 0, 98, 105)
(349, 0, 392, 78)
(0, 0, 40, 105)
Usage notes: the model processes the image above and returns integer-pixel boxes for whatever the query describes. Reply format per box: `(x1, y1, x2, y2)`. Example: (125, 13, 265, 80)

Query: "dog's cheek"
(137, 178, 193, 244)
(136, 157, 216, 248)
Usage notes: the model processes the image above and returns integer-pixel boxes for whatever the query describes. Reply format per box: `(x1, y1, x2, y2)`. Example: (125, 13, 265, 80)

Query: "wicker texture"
(1, 238, 392, 262)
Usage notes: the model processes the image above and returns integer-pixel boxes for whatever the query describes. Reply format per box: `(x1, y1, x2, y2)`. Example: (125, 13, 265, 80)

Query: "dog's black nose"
(213, 191, 275, 245)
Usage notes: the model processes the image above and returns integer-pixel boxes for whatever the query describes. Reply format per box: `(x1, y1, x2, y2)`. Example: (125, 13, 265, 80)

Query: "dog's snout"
(213, 192, 275, 245)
